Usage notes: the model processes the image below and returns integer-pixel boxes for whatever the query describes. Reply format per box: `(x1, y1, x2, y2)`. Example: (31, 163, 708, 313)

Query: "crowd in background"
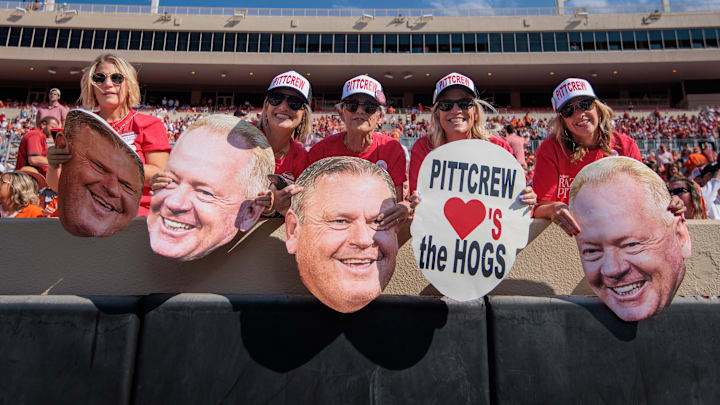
(1, 96, 719, 219)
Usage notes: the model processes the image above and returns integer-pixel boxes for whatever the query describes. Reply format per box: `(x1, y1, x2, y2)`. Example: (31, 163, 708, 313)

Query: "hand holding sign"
(411, 139, 532, 301)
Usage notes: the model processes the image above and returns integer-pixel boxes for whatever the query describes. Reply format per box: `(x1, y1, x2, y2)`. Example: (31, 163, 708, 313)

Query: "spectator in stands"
(147, 116, 273, 261)
(656, 144, 674, 167)
(700, 162, 720, 219)
(285, 156, 399, 313)
(668, 177, 706, 219)
(55, 110, 144, 237)
(0, 172, 43, 218)
(702, 141, 716, 164)
(533, 78, 642, 236)
(307, 75, 408, 225)
(569, 157, 690, 322)
(685, 146, 708, 175)
(36, 88, 68, 127)
(504, 124, 527, 168)
(15, 116, 59, 176)
(665, 162, 681, 180)
(256, 71, 313, 216)
(47, 54, 170, 216)
(406, 73, 535, 223)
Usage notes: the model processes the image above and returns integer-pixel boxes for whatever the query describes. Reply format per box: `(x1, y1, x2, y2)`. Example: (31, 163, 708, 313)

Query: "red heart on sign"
(443, 198, 486, 240)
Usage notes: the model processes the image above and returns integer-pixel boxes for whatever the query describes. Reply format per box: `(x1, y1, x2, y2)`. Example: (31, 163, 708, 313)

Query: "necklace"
(110, 110, 137, 134)
(274, 141, 291, 159)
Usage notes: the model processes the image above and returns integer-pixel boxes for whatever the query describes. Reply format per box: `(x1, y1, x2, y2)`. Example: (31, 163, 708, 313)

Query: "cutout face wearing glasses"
(559, 97, 599, 147)
(435, 88, 477, 141)
(340, 95, 382, 136)
(92, 62, 127, 111)
(265, 90, 306, 133)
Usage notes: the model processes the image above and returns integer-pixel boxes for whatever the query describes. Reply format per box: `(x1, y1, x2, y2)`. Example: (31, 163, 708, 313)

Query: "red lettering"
(492, 209, 502, 241)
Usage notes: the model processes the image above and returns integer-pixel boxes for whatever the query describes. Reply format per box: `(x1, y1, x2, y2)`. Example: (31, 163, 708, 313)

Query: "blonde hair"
(291, 156, 395, 224)
(569, 156, 672, 226)
(548, 99, 615, 163)
(429, 98, 496, 148)
(3, 172, 39, 209)
(258, 98, 313, 143)
(80, 54, 141, 109)
(183, 115, 274, 198)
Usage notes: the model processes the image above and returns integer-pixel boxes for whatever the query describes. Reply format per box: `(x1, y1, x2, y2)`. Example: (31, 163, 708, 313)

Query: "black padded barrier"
(0, 295, 141, 405)
(488, 296, 720, 405)
(132, 294, 489, 405)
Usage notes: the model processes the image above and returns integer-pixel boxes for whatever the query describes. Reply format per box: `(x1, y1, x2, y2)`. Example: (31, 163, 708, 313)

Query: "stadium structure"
(0, 0, 719, 110)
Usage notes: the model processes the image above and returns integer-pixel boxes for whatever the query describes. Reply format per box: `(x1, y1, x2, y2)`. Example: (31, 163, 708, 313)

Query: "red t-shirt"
(308, 131, 407, 187)
(15, 129, 48, 176)
(533, 131, 641, 204)
(108, 110, 170, 216)
(275, 139, 309, 182)
(409, 135, 515, 193)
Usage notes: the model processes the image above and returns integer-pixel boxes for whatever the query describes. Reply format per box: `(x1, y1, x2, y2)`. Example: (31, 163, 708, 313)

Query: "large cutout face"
(58, 121, 143, 237)
(571, 176, 691, 322)
(286, 173, 398, 313)
(147, 127, 258, 261)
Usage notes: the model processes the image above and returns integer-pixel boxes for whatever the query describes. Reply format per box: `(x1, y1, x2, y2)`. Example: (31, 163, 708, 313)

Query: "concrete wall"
(0, 217, 717, 296)
(2, 8, 718, 32)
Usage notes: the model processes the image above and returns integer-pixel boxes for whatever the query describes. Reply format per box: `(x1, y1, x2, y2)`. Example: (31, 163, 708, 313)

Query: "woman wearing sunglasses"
(667, 177, 706, 219)
(532, 78, 641, 236)
(47, 54, 170, 216)
(407, 73, 536, 214)
(255, 71, 313, 216)
(307, 75, 408, 219)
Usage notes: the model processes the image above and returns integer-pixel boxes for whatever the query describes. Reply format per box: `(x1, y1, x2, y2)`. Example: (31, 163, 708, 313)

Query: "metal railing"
(2, 1, 719, 17)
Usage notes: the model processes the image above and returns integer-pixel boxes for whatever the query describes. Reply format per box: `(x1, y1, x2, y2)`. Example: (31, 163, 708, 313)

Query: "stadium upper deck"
(0, 0, 718, 108)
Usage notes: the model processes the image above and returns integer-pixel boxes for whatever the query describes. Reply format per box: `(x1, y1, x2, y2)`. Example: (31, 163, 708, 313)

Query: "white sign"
(411, 139, 532, 301)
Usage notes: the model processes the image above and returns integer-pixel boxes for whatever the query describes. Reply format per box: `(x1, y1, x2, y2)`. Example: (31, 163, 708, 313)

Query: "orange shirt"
(1, 204, 44, 218)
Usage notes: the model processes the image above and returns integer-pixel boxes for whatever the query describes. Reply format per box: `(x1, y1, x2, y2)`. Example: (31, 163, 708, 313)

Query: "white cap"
(267, 71, 312, 104)
(49, 88, 61, 96)
(433, 72, 477, 104)
(551, 78, 597, 111)
(341, 75, 386, 105)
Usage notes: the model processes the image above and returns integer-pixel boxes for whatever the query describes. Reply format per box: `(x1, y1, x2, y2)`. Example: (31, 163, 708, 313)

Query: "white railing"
(1, 1, 719, 17)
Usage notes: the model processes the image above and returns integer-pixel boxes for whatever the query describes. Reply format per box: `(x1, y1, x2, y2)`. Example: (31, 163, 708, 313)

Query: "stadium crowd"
(1, 54, 719, 223)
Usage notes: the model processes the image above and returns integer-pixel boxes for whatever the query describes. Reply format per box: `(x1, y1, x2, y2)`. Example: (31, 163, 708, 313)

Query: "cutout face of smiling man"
(58, 110, 144, 237)
(569, 157, 691, 322)
(147, 116, 274, 261)
(285, 156, 399, 313)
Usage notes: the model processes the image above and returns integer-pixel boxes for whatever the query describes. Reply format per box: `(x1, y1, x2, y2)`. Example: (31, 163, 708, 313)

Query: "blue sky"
(65, 0, 708, 10)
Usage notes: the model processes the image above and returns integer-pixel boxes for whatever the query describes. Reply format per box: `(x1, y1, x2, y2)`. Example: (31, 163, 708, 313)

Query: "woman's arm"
(143, 151, 170, 187)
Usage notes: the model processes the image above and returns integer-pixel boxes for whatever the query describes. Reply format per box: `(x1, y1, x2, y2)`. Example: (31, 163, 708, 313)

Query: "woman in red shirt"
(256, 71, 313, 216)
(47, 54, 170, 216)
(308, 75, 410, 226)
(533, 78, 641, 235)
(0, 172, 43, 218)
(399, 73, 536, 228)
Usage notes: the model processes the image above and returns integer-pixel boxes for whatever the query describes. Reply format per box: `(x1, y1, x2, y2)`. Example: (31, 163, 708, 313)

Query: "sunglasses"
(342, 101, 380, 115)
(559, 98, 595, 118)
(668, 187, 689, 196)
(267, 92, 306, 111)
(436, 98, 474, 112)
(91, 72, 125, 86)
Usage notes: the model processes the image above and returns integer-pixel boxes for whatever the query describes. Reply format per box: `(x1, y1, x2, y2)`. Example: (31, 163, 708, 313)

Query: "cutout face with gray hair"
(57, 110, 144, 237)
(569, 157, 691, 322)
(147, 116, 273, 261)
(285, 156, 399, 313)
